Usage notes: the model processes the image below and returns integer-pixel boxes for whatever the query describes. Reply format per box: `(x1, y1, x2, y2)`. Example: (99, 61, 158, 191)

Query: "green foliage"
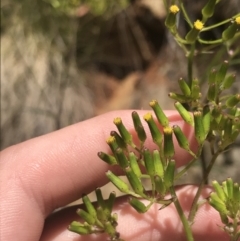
(69, 1, 240, 240)
(210, 179, 240, 240)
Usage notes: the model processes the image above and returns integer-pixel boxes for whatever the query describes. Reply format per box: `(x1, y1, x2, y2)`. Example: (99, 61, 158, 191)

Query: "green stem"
(174, 158, 197, 180)
(170, 187, 194, 241)
(201, 19, 232, 32)
(179, 0, 193, 28)
(187, 44, 195, 88)
(232, 217, 240, 241)
(201, 13, 240, 32)
(175, 145, 203, 180)
(169, 27, 189, 46)
(198, 38, 223, 45)
(188, 150, 221, 223)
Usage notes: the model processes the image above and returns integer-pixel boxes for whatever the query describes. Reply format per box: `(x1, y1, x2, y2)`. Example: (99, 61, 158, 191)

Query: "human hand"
(0, 110, 228, 241)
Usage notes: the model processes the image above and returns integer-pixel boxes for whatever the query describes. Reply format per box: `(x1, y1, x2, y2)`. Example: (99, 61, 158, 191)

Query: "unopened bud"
(208, 68, 216, 84)
(164, 159, 175, 189)
(113, 117, 134, 146)
(129, 152, 142, 178)
(193, 111, 206, 144)
(178, 78, 191, 97)
(82, 195, 97, 219)
(149, 100, 169, 127)
(226, 94, 240, 108)
(77, 209, 95, 225)
(154, 175, 166, 195)
(98, 152, 117, 165)
(216, 61, 229, 85)
(207, 83, 217, 102)
(221, 74, 236, 90)
(144, 113, 163, 147)
(202, 0, 217, 19)
(222, 20, 239, 41)
(153, 150, 164, 177)
(209, 192, 228, 216)
(174, 102, 194, 126)
(129, 198, 148, 213)
(173, 125, 196, 157)
(115, 147, 129, 169)
(165, 5, 180, 29)
(185, 20, 204, 43)
(106, 170, 130, 194)
(169, 92, 189, 102)
(105, 221, 116, 237)
(132, 111, 147, 143)
(143, 148, 155, 177)
(125, 166, 145, 196)
(110, 131, 127, 149)
(69, 221, 92, 234)
(163, 126, 175, 158)
(191, 78, 201, 99)
(212, 180, 227, 202)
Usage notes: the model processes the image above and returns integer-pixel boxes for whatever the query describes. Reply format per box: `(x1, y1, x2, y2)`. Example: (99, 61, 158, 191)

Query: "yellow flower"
(113, 117, 122, 125)
(106, 136, 116, 144)
(235, 16, 240, 25)
(143, 113, 152, 121)
(163, 126, 173, 134)
(169, 5, 179, 14)
(194, 20, 204, 30)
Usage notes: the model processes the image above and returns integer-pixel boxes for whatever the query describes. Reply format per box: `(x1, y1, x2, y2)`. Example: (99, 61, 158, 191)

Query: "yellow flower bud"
(165, 5, 180, 29)
(235, 16, 240, 25)
(185, 20, 204, 43)
(149, 100, 169, 127)
(144, 113, 163, 147)
(169, 5, 179, 14)
(194, 20, 204, 30)
(113, 117, 134, 146)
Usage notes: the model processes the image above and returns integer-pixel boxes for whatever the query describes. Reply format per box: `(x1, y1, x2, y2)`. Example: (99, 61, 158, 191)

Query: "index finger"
(1, 110, 198, 241)
(1, 110, 197, 214)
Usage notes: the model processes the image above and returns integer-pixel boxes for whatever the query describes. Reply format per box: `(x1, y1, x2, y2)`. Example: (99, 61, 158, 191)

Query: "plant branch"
(178, 0, 193, 28)
(201, 13, 240, 32)
(170, 187, 194, 241)
(188, 150, 221, 223)
(187, 44, 195, 87)
(198, 38, 223, 45)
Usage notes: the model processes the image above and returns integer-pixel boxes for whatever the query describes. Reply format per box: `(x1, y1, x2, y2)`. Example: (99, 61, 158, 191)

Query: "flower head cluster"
(209, 178, 240, 237)
(169, 5, 180, 14)
(194, 20, 204, 31)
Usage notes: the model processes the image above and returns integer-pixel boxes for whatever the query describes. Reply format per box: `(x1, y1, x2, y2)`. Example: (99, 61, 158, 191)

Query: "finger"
(1, 110, 197, 241)
(40, 185, 228, 241)
(1, 110, 196, 211)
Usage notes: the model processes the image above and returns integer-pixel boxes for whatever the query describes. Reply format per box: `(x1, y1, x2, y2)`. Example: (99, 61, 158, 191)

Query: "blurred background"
(1, 0, 240, 183)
